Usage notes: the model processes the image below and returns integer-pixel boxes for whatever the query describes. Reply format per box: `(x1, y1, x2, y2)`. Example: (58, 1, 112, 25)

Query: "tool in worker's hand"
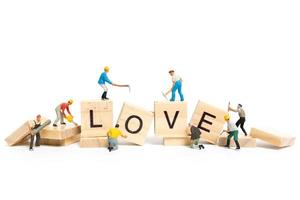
(161, 91, 168, 100)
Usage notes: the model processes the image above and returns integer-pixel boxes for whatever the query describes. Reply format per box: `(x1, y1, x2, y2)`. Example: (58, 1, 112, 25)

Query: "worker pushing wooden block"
(250, 128, 295, 148)
(190, 101, 227, 144)
(80, 100, 113, 138)
(154, 101, 188, 138)
(117, 102, 153, 146)
(218, 135, 256, 148)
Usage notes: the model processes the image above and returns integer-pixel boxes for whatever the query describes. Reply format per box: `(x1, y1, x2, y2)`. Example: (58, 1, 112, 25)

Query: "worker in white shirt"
(223, 114, 240, 150)
(163, 70, 184, 101)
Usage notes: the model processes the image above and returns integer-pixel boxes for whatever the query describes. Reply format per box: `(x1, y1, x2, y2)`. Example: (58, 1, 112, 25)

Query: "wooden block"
(5, 121, 30, 146)
(250, 128, 295, 148)
(80, 137, 108, 148)
(218, 135, 256, 148)
(154, 101, 188, 138)
(40, 134, 80, 146)
(80, 100, 113, 137)
(190, 101, 227, 144)
(117, 102, 153, 145)
(40, 124, 81, 140)
(163, 137, 191, 146)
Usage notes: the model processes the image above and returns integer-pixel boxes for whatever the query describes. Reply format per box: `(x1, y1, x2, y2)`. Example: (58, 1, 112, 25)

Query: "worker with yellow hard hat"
(53, 99, 76, 127)
(98, 66, 131, 100)
(223, 114, 240, 150)
(107, 124, 127, 152)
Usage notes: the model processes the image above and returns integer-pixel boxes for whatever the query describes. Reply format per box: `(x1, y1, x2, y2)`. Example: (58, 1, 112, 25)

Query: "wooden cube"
(190, 101, 227, 144)
(5, 121, 31, 146)
(40, 124, 81, 140)
(218, 135, 256, 148)
(117, 102, 153, 145)
(250, 128, 295, 148)
(163, 137, 191, 146)
(80, 100, 113, 137)
(80, 137, 108, 148)
(154, 101, 187, 138)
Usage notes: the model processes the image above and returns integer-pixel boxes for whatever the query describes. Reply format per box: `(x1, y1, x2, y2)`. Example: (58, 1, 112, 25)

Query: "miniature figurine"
(98, 66, 130, 100)
(107, 124, 127, 152)
(53, 99, 74, 127)
(28, 115, 51, 151)
(228, 102, 248, 136)
(223, 114, 240, 150)
(188, 124, 204, 150)
(163, 70, 184, 101)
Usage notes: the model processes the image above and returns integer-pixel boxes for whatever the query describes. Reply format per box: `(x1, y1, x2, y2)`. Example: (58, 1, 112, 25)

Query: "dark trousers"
(30, 132, 40, 149)
(236, 117, 247, 136)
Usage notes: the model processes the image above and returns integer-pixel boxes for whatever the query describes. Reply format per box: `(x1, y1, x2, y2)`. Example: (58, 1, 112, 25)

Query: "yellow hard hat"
(66, 115, 73, 122)
(224, 114, 230, 121)
(68, 99, 74, 105)
(104, 66, 110, 72)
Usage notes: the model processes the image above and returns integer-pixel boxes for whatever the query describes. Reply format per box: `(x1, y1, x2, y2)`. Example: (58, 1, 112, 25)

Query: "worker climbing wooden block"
(80, 137, 108, 148)
(117, 102, 153, 146)
(250, 128, 295, 148)
(218, 135, 256, 148)
(163, 137, 191, 146)
(154, 101, 188, 138)
(190, 101, 227, 144)
(80, 100, 113, 137)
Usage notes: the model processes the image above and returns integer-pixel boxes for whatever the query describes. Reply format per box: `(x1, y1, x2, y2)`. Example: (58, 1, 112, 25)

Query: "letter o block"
(117, 102, 153, 146)
(154, 101, 187, 137)
(190, 101, 227, 144)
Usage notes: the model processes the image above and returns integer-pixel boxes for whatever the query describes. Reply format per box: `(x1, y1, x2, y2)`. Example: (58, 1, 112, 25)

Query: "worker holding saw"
(98, 66, 130, 100)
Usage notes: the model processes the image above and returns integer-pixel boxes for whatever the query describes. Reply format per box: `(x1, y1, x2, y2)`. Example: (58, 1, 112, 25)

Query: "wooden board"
(5, 121, 30, 146)
(154, 101, 188, 138)
(117, 102, 153, 146)
(40, 124, 81, 140)
(80, 100, 113, 137)
(40, 134, 80, 146)
(250, 128, 295, 148)
(80, 137, 108, 148)
(218, 135, 256, 148)
(190, 101, 227, 144)
(163, 137, 191, 146)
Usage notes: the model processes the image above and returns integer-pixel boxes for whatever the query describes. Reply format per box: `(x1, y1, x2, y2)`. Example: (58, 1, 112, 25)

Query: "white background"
(0, 0, 299, 200)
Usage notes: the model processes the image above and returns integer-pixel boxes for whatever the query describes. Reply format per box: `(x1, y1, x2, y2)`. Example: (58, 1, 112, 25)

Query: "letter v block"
(190, 101, 227, 144)
(117, 102, 153, 146)
(80, 100, 113, 137)
(154, 101, 187, 137)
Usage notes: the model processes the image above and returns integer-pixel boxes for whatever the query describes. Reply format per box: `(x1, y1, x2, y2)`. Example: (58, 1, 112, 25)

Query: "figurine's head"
(115, 124, 120, 128)
(104, 66, 110, 73)
(169, 70, 175, 76)
(68, 99, 74, 105)
(36, 114, 42, 122)
(224, 114, 230, 121)
(238, 104, 242, 109)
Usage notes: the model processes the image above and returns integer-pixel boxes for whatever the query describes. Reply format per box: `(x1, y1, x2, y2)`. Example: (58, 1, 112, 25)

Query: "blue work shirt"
(98, 72, 112, 85)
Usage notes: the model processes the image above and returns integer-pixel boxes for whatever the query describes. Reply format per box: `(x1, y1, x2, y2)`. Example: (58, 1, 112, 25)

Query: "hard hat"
(104, 66, 110, 72)
(224, 114, 230, 121)
(68, 99, 74, 105)
(66, 115, 73, 123)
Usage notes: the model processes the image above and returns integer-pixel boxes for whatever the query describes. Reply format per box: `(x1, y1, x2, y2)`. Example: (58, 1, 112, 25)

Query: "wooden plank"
(80, 100, 113, 137)
(40, 124, 81, 140)
(190, 101, 227, 144)
(117, 102, 153, 146)
(154, 101, 188, 138)
(40, 134, 80, 146)
(163, 137, 190, 146)
(218, 135, 256, 147)
(80, 137, 108, 148)
(250, 128, 295, 148)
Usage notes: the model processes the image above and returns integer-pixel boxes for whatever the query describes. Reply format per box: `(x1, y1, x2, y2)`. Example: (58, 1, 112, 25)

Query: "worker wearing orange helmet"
(53, 99, 74, 127)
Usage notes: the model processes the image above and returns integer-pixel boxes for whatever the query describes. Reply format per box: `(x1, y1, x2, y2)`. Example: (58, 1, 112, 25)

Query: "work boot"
(101, 92, 106, 100)
(61, 122, 66, 125)
(108, 147, 112, 152)
(53, 124, 57, 127)
(199, 145, 204, 149)
(104, 91, 109, 100)
(235, 140, 241, 150)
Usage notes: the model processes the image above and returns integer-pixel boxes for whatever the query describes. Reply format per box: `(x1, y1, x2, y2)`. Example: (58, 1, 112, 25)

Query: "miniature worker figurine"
(107, 124, 127, 152)
(188, 124, 204, 150)
(163, 70, 184, 101)
(228, 102, 248, 136)
(29, 114, 42, 151)
(98, 66, 130, 100)
(223, 114, 240, 150)
(53, 99, 74, 127)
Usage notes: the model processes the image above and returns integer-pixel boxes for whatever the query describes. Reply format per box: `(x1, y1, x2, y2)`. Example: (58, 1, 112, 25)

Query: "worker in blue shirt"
(98, 66, 131, 100)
